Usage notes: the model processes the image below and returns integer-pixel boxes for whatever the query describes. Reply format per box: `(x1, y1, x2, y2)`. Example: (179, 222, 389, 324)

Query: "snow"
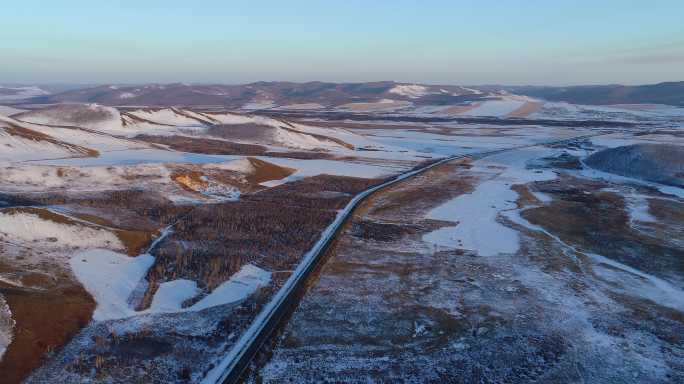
(127, 108, 205, 126)
(277, 103, 324, 110)
(0, 113, 94, 162)
(118, 92, 135, 99)
(206, 158, 255, 174)
(36, 148, 241, 167)
(198, 182, 241, 201)
(461, 86, 483, 95)
(0, 163, 171, 191)
(531, 190, 553, 203)
(589, 253, 684, 312)
(0, 126, 79, 162)
(0, 85, 49, 101)
(290, 122, 386, 151)
(624, 193, 657, 224)
(191, 265, 272, 311)
(71, 249, 271, 321)
(20, 122, 149, 152)
(241, 101, 276, 110)
(0, 295, 14, 361)
(71, 250, 155, 321)
(598, 187, 657, 225)
(462, 99, 527, 117)
(205, 112, 259, 125)
(0, 106, 25, 116)
(257, 158, 396, 187)
(579, 165, 684, 199)
(149, 280, 200, 313)
(17, 103, 125, 132)
(0, 211, 124, 250)
(202, 151, 467, 384)
(338, 99, 412, 112)
(388, 84, 430, 98)
(423, 148, 557, 256)
(273, 126, 340, 150)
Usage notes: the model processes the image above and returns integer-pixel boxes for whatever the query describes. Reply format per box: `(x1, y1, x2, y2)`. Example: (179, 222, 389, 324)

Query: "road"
(203, 131, 628, 384)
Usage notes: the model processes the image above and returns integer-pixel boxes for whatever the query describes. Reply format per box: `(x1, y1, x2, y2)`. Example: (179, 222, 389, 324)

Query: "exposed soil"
(243, 157, 296, 184)
(0, 261, 95, 384)
(135, 134, 267, 155)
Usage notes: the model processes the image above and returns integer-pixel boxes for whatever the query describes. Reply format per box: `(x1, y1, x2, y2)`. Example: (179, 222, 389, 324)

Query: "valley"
(0, 83, 682, 383)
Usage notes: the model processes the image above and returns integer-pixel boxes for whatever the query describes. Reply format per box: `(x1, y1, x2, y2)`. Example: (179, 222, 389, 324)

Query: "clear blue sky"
(2, 0, 683, 85)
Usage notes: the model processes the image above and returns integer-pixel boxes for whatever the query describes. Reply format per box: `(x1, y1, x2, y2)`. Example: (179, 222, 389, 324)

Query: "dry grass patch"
(442, 102, 482, 115)
(244, 157, 295, 184)
(136, 134, 267, 156)
(0, 262, 94, 384)
(507, 101, 544, 118)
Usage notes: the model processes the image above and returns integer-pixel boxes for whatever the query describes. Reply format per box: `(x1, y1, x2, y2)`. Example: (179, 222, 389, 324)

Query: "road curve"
(203, 132, 620, 384)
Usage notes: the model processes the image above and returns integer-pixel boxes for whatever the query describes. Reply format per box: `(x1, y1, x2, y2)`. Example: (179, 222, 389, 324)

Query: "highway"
(203, 130, 631, 384)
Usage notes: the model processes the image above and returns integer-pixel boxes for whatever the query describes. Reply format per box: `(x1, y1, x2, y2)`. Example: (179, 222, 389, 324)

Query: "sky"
(1, 0, 683, 86)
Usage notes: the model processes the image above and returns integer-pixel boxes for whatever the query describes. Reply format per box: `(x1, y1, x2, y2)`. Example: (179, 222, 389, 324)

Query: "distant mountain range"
(498, 81, 684, 107)
(20, 82, 489, 108)
(5, 80, 683, 108)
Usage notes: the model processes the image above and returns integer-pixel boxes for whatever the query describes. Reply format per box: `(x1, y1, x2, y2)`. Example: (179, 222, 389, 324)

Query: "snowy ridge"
(0, 85, 49, 101)
(16, 103, 124, 132)
(0, 113, 98, 161)
(388, 84, 431, 98)
(127, 108, 208, 127)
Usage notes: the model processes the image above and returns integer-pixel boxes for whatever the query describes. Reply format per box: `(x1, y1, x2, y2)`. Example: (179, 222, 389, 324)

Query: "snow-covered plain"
(423, 148, 557, 256)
